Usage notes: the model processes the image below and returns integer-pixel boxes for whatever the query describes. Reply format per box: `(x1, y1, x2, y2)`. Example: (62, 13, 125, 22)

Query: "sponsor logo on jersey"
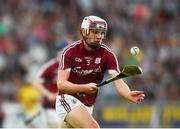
(72, 66, 102, 75)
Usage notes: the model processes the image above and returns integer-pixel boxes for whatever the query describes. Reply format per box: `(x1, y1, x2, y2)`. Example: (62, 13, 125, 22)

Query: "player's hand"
(84, 83, 99, 94)
(128, 91, 145, 104)
(77, 83, 99, 97)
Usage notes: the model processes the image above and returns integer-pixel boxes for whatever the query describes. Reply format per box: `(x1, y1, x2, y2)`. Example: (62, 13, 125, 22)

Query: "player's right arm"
(57, 69, 98, 94)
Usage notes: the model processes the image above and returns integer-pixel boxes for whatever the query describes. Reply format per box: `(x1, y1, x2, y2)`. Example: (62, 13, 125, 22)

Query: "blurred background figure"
(18, 84, 45, 128)
(32, 40, 69, 128)
(0, 0, 179, 128)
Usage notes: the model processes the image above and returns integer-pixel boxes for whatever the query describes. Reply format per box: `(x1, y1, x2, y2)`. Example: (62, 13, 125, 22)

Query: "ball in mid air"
(130, 46, 140, 55)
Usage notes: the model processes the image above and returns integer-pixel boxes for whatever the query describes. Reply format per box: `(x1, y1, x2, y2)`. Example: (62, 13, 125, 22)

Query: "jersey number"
(86, 59, 90, 66)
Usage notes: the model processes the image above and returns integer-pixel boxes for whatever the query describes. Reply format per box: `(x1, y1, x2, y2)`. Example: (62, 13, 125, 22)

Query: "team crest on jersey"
(95, 57, 101, 64)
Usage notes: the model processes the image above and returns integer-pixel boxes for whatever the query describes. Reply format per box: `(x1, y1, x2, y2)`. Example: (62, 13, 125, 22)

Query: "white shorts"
(56, 94, 93, 121)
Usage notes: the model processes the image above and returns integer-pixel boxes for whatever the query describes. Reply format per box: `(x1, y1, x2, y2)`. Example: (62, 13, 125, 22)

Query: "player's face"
(87, 29, 106, 44)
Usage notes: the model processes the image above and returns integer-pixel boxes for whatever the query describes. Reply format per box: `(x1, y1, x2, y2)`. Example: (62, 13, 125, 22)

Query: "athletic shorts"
(56, 94, 93, 121)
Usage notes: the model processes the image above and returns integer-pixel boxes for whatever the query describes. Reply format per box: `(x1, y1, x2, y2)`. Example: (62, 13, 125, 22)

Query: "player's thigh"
(56, 94, 99, 128)
(65, 105, 99, 128)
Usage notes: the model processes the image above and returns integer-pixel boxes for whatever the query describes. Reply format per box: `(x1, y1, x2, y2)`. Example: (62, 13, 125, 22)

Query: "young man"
(33, 58, 60, 127)
(56, 16, 145, 128)
(32, 41, 69, 127)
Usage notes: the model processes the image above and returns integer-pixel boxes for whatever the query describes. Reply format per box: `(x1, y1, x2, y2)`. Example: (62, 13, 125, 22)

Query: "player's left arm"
(110, 72, 145, 104)
(106, 48, 144, 104)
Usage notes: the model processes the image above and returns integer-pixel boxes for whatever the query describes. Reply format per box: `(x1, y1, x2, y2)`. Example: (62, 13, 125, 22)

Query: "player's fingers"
(136, 99, 141, 104)
(131, 91, 144, 96)
(136, 90, 144, 93)
(92, 87, 99, 91)
(140, 97, 144, 100)
(133, 95, 144, 104)
(141, 93, 145, 97)
(136, 100, 140, 104)
(89, 87, 99, 93)
(137, 93, 145, 98)
(139, 94, 145, 98)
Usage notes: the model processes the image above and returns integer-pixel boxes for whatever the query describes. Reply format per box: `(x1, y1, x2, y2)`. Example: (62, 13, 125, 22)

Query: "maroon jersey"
(59, 40, 120, 106)
(37, 59, 58, 108)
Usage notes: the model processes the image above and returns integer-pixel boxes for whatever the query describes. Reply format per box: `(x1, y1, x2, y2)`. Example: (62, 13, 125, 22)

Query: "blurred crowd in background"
(0, 0, 179, 128)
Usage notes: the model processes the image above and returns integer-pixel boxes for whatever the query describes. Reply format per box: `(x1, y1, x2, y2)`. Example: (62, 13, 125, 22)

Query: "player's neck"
(83, 40, 95, 51)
